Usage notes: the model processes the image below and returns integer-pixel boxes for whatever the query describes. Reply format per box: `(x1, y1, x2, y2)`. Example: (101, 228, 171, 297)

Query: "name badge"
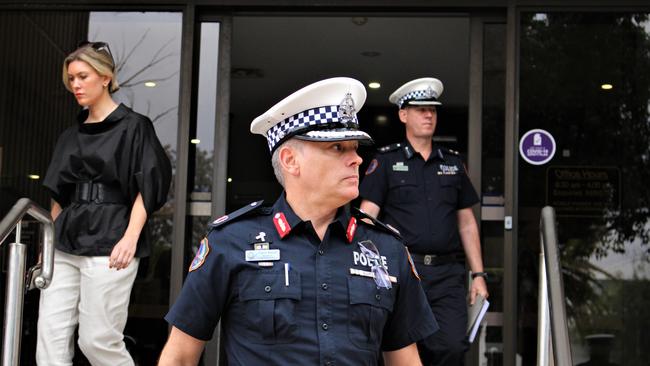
(392, 162, 409, 172)
(349, 268, 397, 283)
(245, 249, 281, 262)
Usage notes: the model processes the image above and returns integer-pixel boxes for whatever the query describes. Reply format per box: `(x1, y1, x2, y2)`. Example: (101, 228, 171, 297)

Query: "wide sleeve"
(130, 117, 172, 214)
(359, 153, 389, 207)
(42, 128, 75, 207)
(381, 246, 439, 351)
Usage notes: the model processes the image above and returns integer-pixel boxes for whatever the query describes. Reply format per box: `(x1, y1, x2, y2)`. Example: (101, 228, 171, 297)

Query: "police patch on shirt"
(365, 158, 379, 176)
(438, 164, 459, 175)
(189, 237, 210, 272)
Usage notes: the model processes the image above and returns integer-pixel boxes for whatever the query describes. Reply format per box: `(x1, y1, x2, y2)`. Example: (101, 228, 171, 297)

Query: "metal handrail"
(0, 198, 55, 366)
(537, 206, 573, 366)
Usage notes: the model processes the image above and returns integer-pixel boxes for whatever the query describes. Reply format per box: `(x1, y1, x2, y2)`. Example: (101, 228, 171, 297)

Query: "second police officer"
(158, 77, 438, 365)
(359, 78, 489, 366)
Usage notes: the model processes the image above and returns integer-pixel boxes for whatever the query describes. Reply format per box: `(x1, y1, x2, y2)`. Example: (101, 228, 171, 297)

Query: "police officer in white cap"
(359, 77, 489, 366)
(159, 77, 438, 365)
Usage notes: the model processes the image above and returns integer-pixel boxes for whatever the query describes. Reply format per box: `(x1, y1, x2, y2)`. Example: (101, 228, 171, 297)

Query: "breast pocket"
(347, 276, 396, 350)
(388, 173, 419, 203)
(238, 269, 302, 344)
(439, 175, 460, 205)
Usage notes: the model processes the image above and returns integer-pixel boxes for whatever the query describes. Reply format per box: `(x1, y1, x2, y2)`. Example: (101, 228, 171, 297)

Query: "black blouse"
(43, 104, 172, 257)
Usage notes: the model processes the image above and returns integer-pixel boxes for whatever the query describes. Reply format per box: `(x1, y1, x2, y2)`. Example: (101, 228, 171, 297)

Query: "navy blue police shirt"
(165, 194, 438, 365)
(359, 141, 479, 255)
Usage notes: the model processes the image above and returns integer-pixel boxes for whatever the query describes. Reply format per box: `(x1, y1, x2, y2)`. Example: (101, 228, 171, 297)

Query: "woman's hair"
(62, 42, 119, 93)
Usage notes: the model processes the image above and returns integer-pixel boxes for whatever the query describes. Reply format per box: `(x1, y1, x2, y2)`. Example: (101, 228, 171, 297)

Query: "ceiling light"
(361, 51, 381, 58)
(601, 84, 613, 90)
(227, 177, 233, 183)
(28, 174, 40, 180)
(375, 115, 388, 125)
(145, 81, 157, 87)
(190, 138, 200, 144)
(351, 17, 368, 26)
(368, 82, 381, 89)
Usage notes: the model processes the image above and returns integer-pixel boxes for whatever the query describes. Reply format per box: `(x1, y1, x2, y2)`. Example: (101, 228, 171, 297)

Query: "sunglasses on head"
(77, 41, 113, 57)
(358, 240, 392, 289)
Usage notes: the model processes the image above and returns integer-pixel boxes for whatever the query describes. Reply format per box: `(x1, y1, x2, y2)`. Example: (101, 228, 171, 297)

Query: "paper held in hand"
(467, 294, 490, 343)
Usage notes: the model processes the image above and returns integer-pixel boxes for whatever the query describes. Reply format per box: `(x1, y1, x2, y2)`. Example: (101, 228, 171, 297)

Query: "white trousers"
(36, 249, 139, 366)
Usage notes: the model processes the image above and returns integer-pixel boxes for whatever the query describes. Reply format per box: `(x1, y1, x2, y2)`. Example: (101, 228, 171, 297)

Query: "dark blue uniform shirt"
(165, 194, 437, 366)
(359, 141, 479, 255)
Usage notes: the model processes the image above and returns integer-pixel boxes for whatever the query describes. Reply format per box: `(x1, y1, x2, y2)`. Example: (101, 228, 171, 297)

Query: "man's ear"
(279, 143, 301, 178)
(398, 108, 408, 124)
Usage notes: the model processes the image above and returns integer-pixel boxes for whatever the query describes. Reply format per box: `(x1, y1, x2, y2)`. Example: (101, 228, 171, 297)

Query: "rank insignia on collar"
(189, 237, 210, 272)
(273, 212, 291, 238)
(346, 217, 357, 243)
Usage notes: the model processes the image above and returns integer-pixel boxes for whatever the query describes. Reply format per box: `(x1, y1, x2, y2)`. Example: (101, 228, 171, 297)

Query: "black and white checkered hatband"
(266, 105, 367, 151)
(397, 87, 439, 108)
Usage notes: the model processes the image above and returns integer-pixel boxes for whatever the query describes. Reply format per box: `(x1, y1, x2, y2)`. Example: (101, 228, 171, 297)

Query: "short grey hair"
(271, 139, 303, 187)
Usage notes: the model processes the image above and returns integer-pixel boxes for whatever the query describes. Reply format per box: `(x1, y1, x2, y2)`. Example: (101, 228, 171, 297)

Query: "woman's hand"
(109, 235, 138, 270)
(109, 193, 147, 270)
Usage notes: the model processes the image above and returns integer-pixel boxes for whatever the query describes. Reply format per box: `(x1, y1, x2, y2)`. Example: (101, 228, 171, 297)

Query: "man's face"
(399, 106, 437, 139)
(297, 140, 362, 206)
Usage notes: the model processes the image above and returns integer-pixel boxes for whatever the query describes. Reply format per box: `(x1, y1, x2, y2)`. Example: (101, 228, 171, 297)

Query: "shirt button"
(318, 249, 324, 256)
(322, 323, 328, 330)
(321, 283, 328, 290)
(264, 285, 271, 293)
(375, 294, 381, 301)
(325, 362, 332, 366)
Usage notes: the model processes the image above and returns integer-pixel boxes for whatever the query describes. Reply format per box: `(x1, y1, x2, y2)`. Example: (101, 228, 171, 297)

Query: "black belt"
(410, 252, 465, 266)
(73, 181, 126, 204)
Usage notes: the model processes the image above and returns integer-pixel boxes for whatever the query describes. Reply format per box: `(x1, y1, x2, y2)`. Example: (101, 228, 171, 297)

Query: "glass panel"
(480, 22, 506, 366)
(0, 10, 182, 363)
(520, 12, 650, 366)
(185, 22, 221, 275)
(87, 11, 182, 364)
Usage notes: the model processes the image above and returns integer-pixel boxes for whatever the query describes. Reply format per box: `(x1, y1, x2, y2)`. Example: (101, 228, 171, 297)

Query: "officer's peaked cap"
(389, 77, 444, 109)
(251, 77, 373, 153)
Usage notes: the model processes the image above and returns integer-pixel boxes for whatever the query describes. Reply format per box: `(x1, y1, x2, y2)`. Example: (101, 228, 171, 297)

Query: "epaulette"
(440, 146, 460, 156)
(378, 142, 403, 153)
(352, 207, 403, 242)
(209, 200, 267, 230)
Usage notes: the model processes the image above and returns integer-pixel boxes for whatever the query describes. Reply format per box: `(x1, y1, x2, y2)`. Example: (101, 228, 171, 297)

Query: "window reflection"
(520, 12, 650, 366)
(88, 11, 182, 364)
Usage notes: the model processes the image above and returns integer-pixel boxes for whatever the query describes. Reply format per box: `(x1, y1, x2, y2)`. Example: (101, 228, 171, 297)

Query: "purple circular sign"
(519, 129, 556, 165)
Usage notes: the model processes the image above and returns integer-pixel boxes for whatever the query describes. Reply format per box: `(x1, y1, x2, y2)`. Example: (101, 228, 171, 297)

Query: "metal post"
(539, 206, 573, 366)
(2, 242, 27, 366)
(0, 198, 55, 365)
(537, 248, 550, 366)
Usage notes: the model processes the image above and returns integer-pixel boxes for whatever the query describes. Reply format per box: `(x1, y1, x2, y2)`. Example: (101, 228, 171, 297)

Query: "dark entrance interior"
(226, 15, 471, 211)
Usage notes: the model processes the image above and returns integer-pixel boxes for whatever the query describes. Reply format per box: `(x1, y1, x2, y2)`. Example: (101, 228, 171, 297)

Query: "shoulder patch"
(378, 142, 403, 153)
(405, 246, 421, 280)
(189, 237, 210, 272)
(364, 158, 379, 176)
(209, 200, 265, 230)
(352, 207, 403, 241)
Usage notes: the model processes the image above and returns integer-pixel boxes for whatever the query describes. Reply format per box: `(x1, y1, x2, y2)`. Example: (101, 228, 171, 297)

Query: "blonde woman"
(37, 41, 171, 365)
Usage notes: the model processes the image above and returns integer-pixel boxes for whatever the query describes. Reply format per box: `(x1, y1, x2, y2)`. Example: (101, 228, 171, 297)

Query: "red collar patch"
(346, 217, 357, 243)
(273, 212, 291, 238)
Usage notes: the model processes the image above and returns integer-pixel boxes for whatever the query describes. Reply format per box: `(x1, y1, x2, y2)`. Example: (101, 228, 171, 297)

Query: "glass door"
(467, 13, 507, 366)
(518, 11, 650, 366)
